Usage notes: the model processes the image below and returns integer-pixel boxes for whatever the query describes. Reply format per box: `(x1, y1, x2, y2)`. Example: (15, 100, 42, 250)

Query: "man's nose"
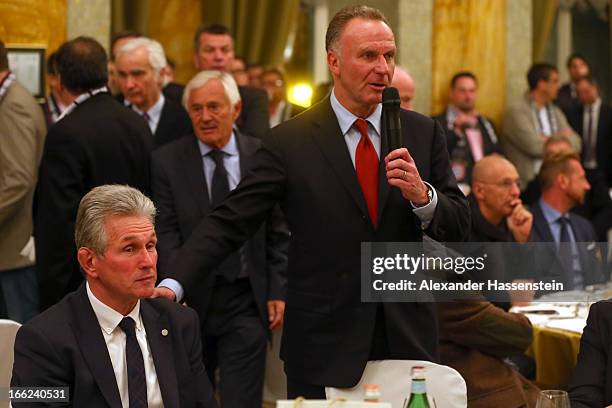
(374, 55, 391, 75)
(139, 248, 156, 267)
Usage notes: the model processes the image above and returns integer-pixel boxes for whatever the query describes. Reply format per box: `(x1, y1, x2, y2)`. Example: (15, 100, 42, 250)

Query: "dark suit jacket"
(154, 98, 192, 149)
(162, 82, 184, 104)
(432, 111, 501, 184)
(151, 132, 289, 325)
(163, 83, 269, 139)
(168, 98, 470, 387)
(567, 102, 612, 186)
(569, 300, 612, 407)
(530, 201, 604, 290)
(438, 301, 539, 408)
(556, 83, 580, 117)
(35, 93, 153, 311)
(11, 284, 217, 408)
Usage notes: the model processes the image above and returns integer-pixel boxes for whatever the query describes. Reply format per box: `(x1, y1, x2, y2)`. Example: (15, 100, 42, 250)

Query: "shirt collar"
(330, 88, 382, 136)
(539, 198, 567, 224)
(587, 98, 602, 111)
(197, 131, 239, 157)
(86, 281, 142, 335)
(126, 93, 165, 116)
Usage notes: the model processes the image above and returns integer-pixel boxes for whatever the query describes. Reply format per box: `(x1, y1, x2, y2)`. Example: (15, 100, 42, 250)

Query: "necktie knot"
(208, 149, 225, 166)
(142, 111, 150, 123)
(353, 118, 369, 137)
(118, 316, 136, 337)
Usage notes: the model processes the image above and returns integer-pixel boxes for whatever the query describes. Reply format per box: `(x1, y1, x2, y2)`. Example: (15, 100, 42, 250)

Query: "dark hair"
(193, 24, 232, 51)
(0, 40, 8, 71)
(527, 63, 557, 91)
(325, 5, 390, 52)
(566, 53, 589, 69)
(110, 30, 142, 59)
(450, 71, 477, 88)
(575, 75, 599, 88)
(46, 52, 58, 75)
(538, 152, 581, 191)
(55, 36, 108, 94)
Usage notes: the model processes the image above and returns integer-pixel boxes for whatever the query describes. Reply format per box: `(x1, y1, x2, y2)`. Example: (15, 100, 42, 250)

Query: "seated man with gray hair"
(11, 185, 217, 408)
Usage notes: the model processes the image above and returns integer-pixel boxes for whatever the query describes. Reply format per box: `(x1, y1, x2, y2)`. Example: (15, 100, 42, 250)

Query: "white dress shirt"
(329, 89, 438, 227)
(126, 93, 165, 134)
(86, 283, 164, 408)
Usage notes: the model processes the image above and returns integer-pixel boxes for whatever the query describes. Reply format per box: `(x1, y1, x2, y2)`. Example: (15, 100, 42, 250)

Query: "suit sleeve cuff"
(410, 182, 438, 229)
(158, 278, 184, 303)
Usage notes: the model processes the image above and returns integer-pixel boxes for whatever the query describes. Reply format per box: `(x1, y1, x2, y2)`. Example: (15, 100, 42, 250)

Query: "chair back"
(326, 360, 467, 408)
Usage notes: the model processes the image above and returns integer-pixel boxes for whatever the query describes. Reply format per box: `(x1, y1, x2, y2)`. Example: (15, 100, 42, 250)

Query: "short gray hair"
(116, 37, 167, 80)
(75, 185, 156, 254)
(326, 5, 390, 52)
(182, 70, 241, 111)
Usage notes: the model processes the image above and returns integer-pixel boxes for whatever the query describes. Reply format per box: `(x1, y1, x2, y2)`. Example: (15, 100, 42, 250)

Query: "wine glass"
(535, 390, 570, 408)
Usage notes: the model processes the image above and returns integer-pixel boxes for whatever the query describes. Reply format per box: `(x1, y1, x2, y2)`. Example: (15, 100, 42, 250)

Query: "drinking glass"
(535, 390, 570, 408)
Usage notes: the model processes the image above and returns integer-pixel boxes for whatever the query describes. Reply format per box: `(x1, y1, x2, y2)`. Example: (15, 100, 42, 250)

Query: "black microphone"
(382, 87, 402, 152)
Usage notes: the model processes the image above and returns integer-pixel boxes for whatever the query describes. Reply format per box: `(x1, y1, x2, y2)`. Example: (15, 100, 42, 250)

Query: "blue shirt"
(538, 198, 583, 288)
(330, 89, 438, 228)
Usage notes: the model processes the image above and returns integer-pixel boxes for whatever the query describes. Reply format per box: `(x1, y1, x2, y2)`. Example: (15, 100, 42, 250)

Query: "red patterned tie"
(353, 118, 379, 226)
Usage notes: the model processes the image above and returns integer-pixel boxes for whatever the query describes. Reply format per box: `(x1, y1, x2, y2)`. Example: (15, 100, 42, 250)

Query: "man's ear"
(232, 100, 242, 122)
(327, 50, 340, 77)
(472, 182, 484, 201)
(77, 247, 98, 279)
(557, 173, 569, 190)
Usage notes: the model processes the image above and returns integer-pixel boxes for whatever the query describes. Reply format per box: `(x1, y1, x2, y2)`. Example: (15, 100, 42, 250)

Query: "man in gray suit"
(0, 40, 46, 322)
(502, 63, 580, 190)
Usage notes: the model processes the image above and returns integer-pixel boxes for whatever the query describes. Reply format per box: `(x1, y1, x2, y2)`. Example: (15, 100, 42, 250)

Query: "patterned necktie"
(353, 118, 379, 226)
(118, 317, 147, 408)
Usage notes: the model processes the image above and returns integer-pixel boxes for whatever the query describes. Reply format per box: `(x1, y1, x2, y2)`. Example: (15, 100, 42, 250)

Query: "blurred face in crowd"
(116, 46, 162, 111)
(229, 58, 249, 86)
(187, 78, 241, 149)
(391, 68, 415, 110)
(248, 65, 263, 88)
(328, 17, 396, 117)
(473, 157, 522, 222)
(568, 57, 589, 82)
(78, 215, 157, 314)
(261, 71, 285, 105)
(575, 79, 599, 106)
(450, 76, 477, 113)
(538, 70, 560, 102)
(194, 33, 234, 72)
(108, 36, 139, 95)
(560, 159, 590, 206)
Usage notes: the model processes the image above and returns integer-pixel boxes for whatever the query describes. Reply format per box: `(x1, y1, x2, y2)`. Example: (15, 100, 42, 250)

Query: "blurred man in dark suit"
(189, 24, 269, 139)
(260, 66, 305, 128)
(433, 72, 501, 193)
(13, 185, 217, 408)
(556, 53, 591, 116)
(530, 152, 604, 290)
(154, 5, 469, 398)
(115, 37, 191, 149)
(152, 71, 288, 408)
(567, 75, 612, 187)
(35, 37, 153, 311)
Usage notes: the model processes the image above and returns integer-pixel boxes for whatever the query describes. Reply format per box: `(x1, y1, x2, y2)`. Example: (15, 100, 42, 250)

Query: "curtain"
(200, 0, 300, 66)
(0, 0, 66, 56)
(532, 0, 558, 61)
(432, 0, 507, 127)
(111, 0, 299, 84)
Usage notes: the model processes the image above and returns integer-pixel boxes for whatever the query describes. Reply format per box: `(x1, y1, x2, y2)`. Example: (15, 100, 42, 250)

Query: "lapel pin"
(161, 329, 168, 336)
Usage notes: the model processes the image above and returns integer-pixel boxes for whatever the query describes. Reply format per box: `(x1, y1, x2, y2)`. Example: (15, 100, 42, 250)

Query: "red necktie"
(354, 118, 379, 226)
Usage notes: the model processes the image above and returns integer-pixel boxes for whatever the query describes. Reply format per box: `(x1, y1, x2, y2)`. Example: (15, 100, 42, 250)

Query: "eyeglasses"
(478, 179, 521, 189)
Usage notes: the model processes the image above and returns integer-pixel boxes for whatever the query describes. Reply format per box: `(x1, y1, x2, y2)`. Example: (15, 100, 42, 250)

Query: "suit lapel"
(141, 301, 180, 408)
(310, 99, 369, 217)
(183, 135, 211, 214)
(71, 286, 123, 407)
(235, 129, 257, 175)
(154, 99, 171, 140)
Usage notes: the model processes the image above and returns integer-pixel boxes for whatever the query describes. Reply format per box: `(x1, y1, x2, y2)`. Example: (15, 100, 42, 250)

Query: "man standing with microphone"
(156, 5, 469, 397)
